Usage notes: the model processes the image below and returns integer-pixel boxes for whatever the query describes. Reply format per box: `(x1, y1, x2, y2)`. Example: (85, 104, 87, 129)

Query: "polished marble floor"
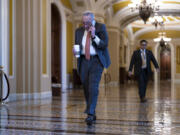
(1, 81, 180, 134)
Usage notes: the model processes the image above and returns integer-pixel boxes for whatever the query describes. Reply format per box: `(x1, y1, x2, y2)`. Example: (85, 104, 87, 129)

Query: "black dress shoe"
(140, 98, 147, 103)
(85, 115, 96, 122)
(93, 115, 96, 121)
(85, 115, 96, 125)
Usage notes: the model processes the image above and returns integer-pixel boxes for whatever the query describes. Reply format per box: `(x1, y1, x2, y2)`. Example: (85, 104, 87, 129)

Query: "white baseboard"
(6, 91, 52, 102)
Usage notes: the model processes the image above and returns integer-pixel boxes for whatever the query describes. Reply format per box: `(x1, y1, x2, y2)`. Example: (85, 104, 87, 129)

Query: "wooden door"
(51, 4, 61, 84)
(160, 48, 171, 80)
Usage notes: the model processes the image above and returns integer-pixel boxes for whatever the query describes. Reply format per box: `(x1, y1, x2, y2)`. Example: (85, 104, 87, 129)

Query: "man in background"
(128, 40, 159, 103)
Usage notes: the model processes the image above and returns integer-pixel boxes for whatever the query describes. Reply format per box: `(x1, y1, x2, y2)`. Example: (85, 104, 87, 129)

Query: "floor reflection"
(0, 81, 180, 134)
(0, 104, 9, 135)
(86, 125, 96, 135)
(135, 103, 153, 134)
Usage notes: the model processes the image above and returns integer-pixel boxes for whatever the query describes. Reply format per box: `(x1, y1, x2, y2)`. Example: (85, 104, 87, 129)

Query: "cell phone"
(92, 20, 95, 27)
(88, 20, 95, 32)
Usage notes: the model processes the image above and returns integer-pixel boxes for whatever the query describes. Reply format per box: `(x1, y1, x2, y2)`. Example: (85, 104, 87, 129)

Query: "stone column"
(0, 0, 9, 101)
(11, 0, 52, 100)
(0, 0, 9, 74)
(106, 26, 120, 86)
(126, 40, 134, 71)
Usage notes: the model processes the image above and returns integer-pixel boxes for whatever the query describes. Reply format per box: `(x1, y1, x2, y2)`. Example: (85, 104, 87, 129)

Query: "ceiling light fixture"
(149, 13, 164, 28)
(154, 32, 171, 47)
(128, 0, 161, 24)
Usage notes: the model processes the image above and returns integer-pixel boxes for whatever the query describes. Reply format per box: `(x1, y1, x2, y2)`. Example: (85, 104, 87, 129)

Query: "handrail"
(0, 68, 10, 102)
(1, 72, 10, 101)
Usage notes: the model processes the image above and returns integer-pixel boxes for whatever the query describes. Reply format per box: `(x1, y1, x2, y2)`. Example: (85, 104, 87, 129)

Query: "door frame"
(51, 3, 61, 85)
(160, 47, 171, 80)
(154, 43, 175, 82)
(48, 0, 67, 90)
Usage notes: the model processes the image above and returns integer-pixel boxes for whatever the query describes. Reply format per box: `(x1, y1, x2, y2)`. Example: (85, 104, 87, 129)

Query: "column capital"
(65, 10, 73, 21)
(107, 26, 120, 33)
(94, 13, 105, 23)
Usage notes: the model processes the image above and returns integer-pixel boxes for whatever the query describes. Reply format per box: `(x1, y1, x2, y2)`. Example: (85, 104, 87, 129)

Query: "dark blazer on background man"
(129, 49, 159, 78)
(75, 22, 111, 74)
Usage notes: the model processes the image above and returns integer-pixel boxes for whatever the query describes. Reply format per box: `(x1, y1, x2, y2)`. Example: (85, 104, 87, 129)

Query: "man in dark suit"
(74, 11, 111, 125)
(128, 40, 159, 103)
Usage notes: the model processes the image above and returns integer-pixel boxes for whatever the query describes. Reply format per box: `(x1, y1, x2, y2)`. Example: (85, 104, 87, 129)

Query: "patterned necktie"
(85, 32, 91, 60)
(141, 50, 146, 67)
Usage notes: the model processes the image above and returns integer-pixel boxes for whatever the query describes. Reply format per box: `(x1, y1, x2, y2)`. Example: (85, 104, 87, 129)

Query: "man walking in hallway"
(128, 40, 159, 103)
(74, 11, 111, 125)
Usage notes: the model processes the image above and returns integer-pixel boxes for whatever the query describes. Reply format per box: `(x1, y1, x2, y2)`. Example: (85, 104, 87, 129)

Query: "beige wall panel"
(16, 0, 23, 93)
(33, 0, 41, 93)
(30, 0, 34, 92)
(24, 0, 28, 93)
(15, 0, 42, 94)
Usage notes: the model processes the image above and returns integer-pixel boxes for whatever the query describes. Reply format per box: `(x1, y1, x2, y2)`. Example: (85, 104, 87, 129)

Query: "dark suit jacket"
(129, 49, 159, 77)
(75, 22, 111, 73)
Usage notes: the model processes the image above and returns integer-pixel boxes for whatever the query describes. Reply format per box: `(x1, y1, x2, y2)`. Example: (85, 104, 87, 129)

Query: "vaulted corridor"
(1, 0, 180, 134)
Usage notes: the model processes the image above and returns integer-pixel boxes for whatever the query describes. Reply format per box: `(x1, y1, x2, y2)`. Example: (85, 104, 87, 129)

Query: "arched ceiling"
(62, 0, 180, 40)
(112, 0, 180, 40)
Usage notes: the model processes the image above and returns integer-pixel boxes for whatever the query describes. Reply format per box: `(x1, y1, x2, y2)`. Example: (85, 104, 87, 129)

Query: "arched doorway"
(51, 4, 61, 95)
(160, 46, 171, 80)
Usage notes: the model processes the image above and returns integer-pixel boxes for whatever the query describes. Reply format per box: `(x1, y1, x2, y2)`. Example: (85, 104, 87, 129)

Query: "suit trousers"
(137, 68, 149, 99)
(80, 55, 104, 115)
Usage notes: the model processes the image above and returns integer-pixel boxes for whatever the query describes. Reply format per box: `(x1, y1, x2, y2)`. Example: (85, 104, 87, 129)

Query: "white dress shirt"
(81, 30, 100, 55)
